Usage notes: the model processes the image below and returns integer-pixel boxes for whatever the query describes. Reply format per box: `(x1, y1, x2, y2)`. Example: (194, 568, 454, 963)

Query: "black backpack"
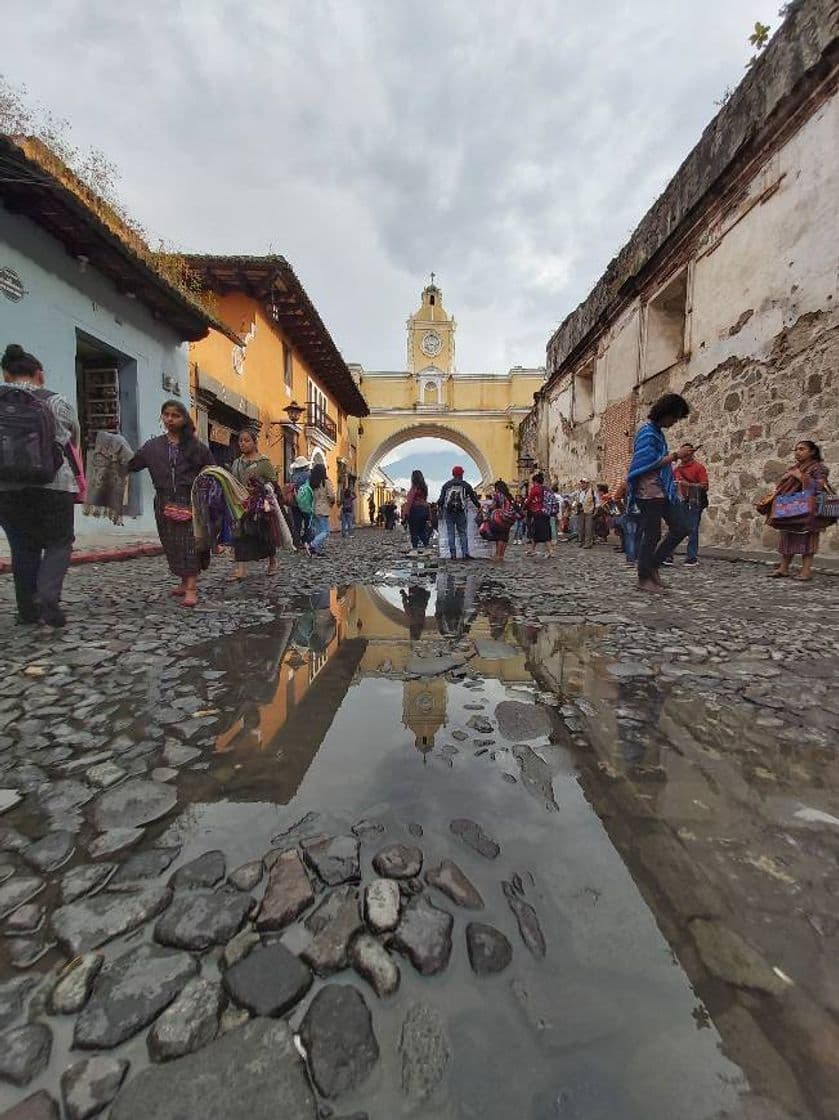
(445, 483, 465, 515)
(0, 387, 63, 484)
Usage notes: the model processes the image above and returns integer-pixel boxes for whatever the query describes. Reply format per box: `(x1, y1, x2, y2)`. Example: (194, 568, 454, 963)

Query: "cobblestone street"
(0, 530, 837, 1120)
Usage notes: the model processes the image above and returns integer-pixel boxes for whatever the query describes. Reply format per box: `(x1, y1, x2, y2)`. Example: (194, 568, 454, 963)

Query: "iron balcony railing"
(306, 401, 337, 441)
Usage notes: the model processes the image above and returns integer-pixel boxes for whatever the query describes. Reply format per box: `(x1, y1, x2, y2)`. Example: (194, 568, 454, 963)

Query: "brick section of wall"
(600, 395, 637, 486)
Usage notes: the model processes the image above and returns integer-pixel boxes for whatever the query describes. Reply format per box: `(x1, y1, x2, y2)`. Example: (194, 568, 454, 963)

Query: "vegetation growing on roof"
(0, 75, 217, 321)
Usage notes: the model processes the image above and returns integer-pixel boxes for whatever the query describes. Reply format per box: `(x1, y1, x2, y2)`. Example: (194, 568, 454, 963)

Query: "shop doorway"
(75, 330, 140, 512)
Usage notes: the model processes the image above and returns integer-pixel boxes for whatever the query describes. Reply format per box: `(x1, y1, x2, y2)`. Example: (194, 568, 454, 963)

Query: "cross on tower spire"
(430, 271, 436, 287)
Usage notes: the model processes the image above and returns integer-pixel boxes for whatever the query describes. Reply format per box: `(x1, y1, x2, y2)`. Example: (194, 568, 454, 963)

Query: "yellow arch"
(358, 422, 495, 491)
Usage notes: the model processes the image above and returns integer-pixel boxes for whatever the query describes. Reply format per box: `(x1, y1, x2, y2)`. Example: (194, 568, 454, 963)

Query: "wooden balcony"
(306, 401, 337, 446)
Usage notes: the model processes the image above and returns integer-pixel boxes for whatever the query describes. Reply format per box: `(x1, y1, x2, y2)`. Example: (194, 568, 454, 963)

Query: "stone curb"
(0, 543, 163, 574)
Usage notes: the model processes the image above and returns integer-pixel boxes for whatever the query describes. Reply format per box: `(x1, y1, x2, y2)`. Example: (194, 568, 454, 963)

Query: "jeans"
(664, 504, 702, 561)
(0, 489, 75, 617)
(445, 510, 469, 558)
(636, 499, 690, 580)
(289, 506, 306, 548)
(407, 506, 431, 548)
(340, 509, 354, 537)
(513, 517, 527, 542)
(620, 513, 640, 563)
(310, 513, 330, 554)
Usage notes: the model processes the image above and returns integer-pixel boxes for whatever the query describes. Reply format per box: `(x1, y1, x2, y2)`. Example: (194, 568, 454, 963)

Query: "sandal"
(797, 574, 812, 582)
(770, 570, 790, 578)
(170, 586, 186, 597)
(181, 591, 198, 608)
(226, 573, 245, 582)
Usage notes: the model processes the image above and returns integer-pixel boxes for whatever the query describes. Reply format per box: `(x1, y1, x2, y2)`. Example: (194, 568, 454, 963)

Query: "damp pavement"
(0, 530, 837, 1120)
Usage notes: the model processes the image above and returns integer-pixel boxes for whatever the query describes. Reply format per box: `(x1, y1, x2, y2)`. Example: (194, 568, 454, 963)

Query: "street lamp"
(266, 401, 305, 448)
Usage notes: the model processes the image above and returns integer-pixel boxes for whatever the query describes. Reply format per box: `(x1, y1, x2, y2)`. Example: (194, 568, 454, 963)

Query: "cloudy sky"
(4, 0, 768, 372)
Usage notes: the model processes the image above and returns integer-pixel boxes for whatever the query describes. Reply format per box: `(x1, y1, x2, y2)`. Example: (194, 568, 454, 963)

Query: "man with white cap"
(437, 465, 480, 560)
(286, 455, 311, 548)
(577, 477, 597, 549)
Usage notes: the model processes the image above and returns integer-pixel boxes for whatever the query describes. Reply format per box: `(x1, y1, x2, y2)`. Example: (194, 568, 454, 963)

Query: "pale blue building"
(0, 135, 217, 539)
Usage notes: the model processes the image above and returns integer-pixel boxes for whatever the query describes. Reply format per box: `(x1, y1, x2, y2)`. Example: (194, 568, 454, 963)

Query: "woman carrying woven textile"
(228, 429, 281, 581)
(626, 393, 691, 594)
(127, 400, 211, 607)
(484, 479, 517, 562)
(765, 440, 831, 582)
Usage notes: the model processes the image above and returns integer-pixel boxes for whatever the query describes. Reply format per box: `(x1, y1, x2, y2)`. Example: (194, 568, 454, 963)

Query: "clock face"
(420, 330, 442, 358)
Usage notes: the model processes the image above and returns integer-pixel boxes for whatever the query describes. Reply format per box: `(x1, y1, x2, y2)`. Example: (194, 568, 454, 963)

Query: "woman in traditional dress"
(486, 479, 517, 562)
(128, 400, 212, 607)
(767, 440, 831, 582)
(228, 429, 279, 581)
(525, 472, 553, 559)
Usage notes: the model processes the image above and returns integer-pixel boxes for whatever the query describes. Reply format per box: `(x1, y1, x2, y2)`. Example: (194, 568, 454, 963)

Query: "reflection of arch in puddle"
(365, 583, 437, 635)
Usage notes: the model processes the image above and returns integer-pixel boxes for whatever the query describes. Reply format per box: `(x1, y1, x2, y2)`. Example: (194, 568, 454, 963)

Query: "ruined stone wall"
(674, 312, 839, 554)
(531, 4, 839, 547)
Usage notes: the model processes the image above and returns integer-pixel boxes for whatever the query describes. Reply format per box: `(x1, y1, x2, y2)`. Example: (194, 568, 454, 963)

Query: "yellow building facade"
(352, 280, 545, 497)
(185, 255, 368, 526)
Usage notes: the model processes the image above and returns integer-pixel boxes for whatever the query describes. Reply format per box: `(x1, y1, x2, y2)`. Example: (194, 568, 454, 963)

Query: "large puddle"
(2, 569, 831, 1118)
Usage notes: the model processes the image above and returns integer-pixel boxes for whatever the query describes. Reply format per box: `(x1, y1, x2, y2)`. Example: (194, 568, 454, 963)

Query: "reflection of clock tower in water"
(402, 678, 448, 759)
(406, 274, 455, 409)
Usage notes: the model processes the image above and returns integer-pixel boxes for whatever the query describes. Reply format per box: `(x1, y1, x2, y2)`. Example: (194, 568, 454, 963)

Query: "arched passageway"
(358, 422, 494, 493)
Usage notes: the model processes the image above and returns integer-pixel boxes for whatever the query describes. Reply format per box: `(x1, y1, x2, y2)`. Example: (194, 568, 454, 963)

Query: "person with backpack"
(0, 343, 81, 626)
(285, 455, 310, 548)
(304, 461, 336, 556)
(340, 479, 356, 538)
(525, 471, 555, 559)
(481, 479, 518, 562)
(437, 465, 479, 560)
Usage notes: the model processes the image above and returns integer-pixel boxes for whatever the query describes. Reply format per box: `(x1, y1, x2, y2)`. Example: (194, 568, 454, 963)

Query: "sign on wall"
(0, 266, 26, 303)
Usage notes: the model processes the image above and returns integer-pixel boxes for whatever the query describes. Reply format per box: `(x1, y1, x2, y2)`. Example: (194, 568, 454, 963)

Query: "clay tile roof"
(182, 253, 369, 417)
(0, 134, 236, 343)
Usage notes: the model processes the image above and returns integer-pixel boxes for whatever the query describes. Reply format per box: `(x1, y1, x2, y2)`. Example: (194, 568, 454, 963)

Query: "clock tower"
(406, 276, 455, 406)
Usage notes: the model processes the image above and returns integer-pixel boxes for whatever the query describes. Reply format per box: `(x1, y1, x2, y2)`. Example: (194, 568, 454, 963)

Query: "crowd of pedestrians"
(0, 338, 835, 625)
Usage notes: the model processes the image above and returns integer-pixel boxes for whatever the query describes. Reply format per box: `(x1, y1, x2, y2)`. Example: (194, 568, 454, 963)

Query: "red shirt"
(674, 460, 708, 499)
(526, 484, 544, 513)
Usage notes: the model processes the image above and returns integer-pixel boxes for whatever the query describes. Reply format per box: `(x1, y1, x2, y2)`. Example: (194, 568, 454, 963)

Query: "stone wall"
(678, 311, 839, 554)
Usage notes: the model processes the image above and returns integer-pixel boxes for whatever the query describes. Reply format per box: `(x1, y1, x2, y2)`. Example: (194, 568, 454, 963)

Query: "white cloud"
(2, 0, 771, 372)
(381, 437, 467, 465)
